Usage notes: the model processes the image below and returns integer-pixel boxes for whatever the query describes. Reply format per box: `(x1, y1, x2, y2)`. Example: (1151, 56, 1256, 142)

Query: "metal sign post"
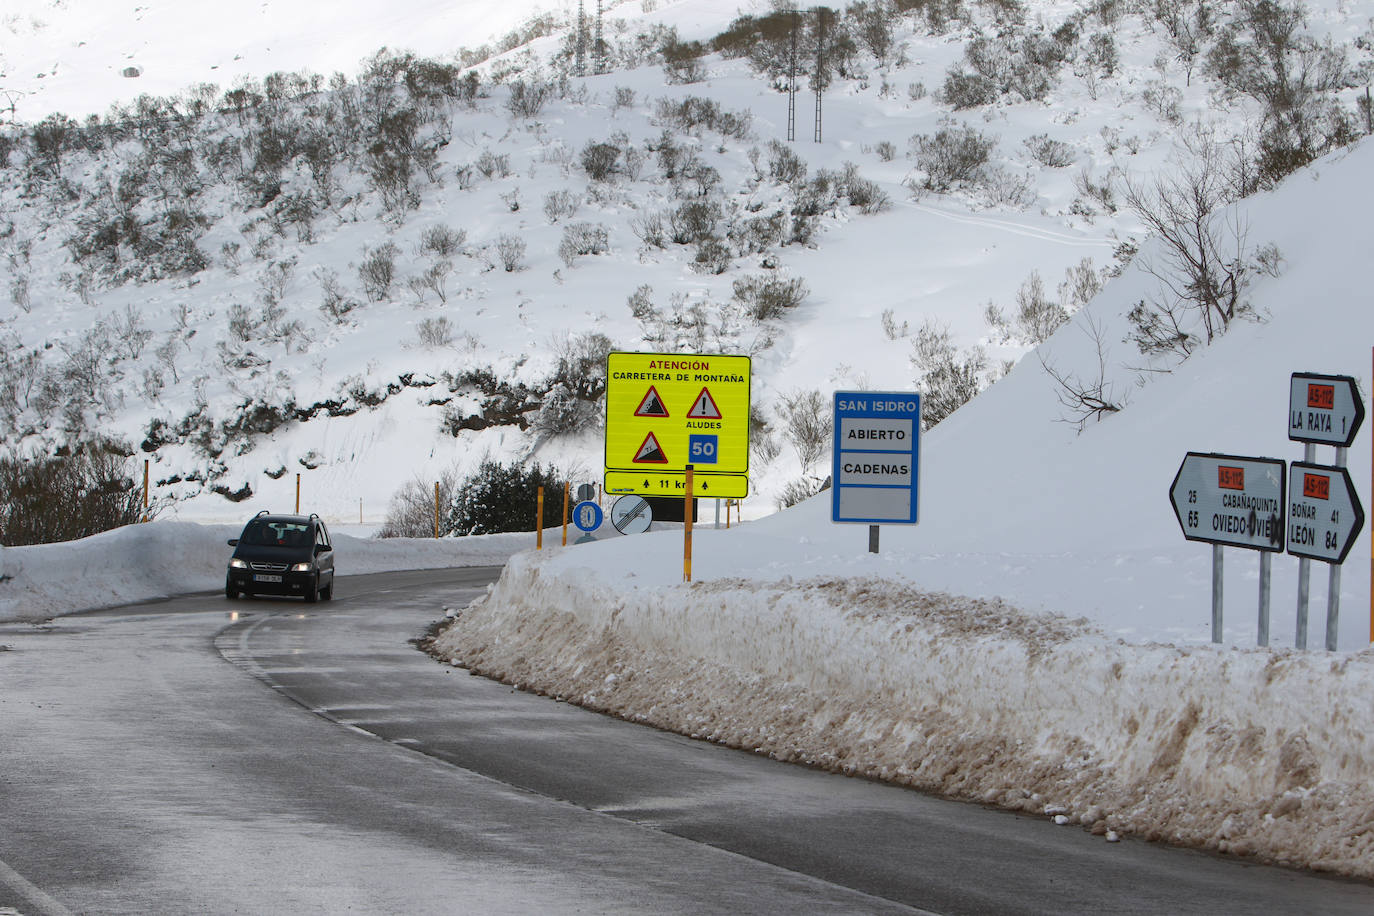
(1170, 452, 1286, 644)
(831, 391, 921, 555)
(684, 464, 695, 582)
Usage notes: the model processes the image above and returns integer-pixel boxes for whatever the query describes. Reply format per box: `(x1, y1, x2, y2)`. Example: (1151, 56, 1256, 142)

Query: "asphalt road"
(2, 566, 1372, 915)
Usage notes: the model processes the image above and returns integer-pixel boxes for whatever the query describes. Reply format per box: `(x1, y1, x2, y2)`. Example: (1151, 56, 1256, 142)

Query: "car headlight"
(229, 558, 248, 569)
(290, 562, 312, 572)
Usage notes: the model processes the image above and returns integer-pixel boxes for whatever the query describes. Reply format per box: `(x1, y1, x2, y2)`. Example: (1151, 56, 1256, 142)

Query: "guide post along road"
(604, 352, 750, 499)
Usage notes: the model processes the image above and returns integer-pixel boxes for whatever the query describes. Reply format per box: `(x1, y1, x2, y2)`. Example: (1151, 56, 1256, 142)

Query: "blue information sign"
(572, 500, 604, 532)
(831, 391, 921, 525)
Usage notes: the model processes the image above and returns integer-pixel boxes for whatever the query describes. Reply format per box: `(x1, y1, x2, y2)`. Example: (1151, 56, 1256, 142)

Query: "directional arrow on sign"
(1169, 452, 1286, 552)
(1287, 462, 1365, 564)
(1289, 372, 1364, 447)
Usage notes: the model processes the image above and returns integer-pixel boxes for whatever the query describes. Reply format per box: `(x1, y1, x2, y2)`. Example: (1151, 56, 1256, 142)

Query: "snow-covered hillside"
(11, 0, 1365, 527)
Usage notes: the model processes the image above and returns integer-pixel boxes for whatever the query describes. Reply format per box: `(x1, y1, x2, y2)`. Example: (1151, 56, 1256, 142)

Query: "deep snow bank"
(433, 549, 1374, 877)
(0, 520, 529, 620)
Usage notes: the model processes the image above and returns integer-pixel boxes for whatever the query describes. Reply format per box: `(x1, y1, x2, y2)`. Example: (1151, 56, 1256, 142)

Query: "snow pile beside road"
(434, 549, 1374, 877)
(0, 521, 528, 620)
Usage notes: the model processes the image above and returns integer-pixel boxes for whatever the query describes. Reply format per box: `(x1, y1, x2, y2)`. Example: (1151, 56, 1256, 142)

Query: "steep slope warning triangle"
(634, 386, 670, 418)
(632, 431, 669, 464)
(686, 387, 723, 419)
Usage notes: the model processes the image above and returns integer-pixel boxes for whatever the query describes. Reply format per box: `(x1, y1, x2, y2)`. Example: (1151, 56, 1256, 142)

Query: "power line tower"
(786, 8, 799, 142)
(594, 0, 607, 74)
(814, 7, 827, 142)
(575, 0, 587, 77)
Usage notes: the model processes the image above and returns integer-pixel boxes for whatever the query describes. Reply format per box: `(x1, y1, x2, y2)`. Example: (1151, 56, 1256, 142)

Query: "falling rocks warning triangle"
(633, 431, 669, 464)
(686, 387, 723, 419)
(634, 386, 670, 418)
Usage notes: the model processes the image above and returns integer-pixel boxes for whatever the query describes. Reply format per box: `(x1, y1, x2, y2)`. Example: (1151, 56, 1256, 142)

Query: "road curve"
(223, 568, 1373, 915)
(0, 566, 1370, 915)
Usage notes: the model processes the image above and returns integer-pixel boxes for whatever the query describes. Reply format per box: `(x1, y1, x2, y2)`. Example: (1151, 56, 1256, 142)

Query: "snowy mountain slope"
(432, 136, 1374, 878)
(0, 0, 574, 122)
(2, 0, 1289, 525)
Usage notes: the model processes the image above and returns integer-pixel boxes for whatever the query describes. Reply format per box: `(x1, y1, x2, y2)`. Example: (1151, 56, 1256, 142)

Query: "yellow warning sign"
(605, 352, 750, 496)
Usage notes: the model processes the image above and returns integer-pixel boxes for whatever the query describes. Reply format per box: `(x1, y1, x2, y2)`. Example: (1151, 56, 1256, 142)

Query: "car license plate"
(253, 574, 283, 583)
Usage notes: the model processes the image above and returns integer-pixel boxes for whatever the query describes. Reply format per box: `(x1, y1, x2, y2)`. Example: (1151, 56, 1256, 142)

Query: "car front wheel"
(304, 576, 319, 604)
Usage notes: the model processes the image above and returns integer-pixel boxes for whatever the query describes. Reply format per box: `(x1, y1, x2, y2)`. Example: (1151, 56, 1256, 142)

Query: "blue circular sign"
(572, 500, 603, 532)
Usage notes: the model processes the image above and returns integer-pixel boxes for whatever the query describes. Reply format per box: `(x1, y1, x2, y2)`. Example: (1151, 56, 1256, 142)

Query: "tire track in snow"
(909, 202, 1118, 248)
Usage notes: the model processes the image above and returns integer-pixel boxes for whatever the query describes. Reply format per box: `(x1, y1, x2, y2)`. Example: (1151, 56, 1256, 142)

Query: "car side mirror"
(227, 538, 239, 546)
(314, 543, 330, 555)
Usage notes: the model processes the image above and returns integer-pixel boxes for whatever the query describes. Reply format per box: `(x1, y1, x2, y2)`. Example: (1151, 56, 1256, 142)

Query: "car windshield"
(241, 520, 311, 547)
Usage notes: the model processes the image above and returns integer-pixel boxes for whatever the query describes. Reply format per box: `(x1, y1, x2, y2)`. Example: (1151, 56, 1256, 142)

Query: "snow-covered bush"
(378, 470, 457, 538)
(911, 319, 990, 428)
(0, 440, 151, 545)
(358, 243, 400, 301)
(1024, 133, 1075, 167)
(420, 224, 466, 258)
(557, 222, 611, 267)
(908, 121, 996, 192)
(494, 234, 527, 272)
(505, 79, 553, 119)
(732, 273, 809, 321)
(542, 189, 581, 222)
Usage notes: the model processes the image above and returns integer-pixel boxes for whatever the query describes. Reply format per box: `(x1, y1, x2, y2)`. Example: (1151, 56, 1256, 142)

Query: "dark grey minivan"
(225, 511, 334, 602)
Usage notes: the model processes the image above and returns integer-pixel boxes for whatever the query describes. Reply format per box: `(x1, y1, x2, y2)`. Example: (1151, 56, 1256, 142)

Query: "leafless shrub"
(1024, 133, 1075, 167)
(1038, 314, 1125, 432)
(1122, 141, 1258, 361)
(881, 309, 910, 340)
(420, 224, 466, 258)
(911, 319, 989, 429)
(475, 150, 511, 179)
(778, 388, 831, 474)
(543, 189, 581, 223)
(378, 470, 458, 538)
(631, 211, 668, 249)
(495, 234, 527, 272)
(733, 273, 808, 321)
(316, 267, 361, 323)
(558, 222, 610, 267)
(416, 316, 456, 348)
(505, 79, 552, 118)
(358, 242, 400, 301)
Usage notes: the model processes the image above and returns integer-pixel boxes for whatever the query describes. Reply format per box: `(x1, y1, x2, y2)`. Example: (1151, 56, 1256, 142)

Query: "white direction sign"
(1287, 462, 1364, 563)
(1170, 452, 1286, 551)
(1289, 373, 1364, 447)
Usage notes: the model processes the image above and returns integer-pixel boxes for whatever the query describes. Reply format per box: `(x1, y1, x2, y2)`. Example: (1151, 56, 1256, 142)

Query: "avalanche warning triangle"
(632, 431, 669, 464)
(686, 387, 723, 419)
(634, 386, 670, 418)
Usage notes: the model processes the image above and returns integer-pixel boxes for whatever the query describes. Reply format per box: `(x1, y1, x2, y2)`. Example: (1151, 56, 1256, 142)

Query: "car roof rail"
(255, 509, 271, 517)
